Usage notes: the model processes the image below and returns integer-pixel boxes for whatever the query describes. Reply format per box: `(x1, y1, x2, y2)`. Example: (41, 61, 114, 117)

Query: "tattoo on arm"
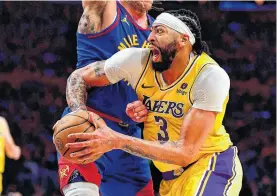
(122, 139, 184, 164)
(78, 14, 96, 34)
(66, 72, 88, 111)
(78, 1, 108, 34)
(91, 61, 111, 86)
(95, 66, 105, 78)
(66, 61, 110, 111)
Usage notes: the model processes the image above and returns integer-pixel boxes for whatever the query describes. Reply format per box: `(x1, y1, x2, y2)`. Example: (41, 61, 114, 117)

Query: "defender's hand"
(126, 100, 148, 123)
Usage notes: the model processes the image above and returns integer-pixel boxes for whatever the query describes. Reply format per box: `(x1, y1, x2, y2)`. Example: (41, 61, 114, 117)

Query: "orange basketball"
(53, 110, 102, 164)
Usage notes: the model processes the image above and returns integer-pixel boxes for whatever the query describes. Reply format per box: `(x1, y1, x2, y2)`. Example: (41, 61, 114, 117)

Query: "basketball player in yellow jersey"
(0, 116, 21, 194)
(65, 9, 243, 196)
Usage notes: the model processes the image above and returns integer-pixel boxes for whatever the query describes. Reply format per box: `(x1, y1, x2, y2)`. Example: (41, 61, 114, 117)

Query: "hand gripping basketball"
(52, 110, 106, 164)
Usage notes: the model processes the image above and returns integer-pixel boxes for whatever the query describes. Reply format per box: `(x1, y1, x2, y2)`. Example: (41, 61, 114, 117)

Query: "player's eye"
(156, 28, 164, 34)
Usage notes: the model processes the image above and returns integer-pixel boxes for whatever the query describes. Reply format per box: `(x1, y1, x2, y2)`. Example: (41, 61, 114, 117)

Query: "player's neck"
(120, 2, 148, 28)
(162, 53, 190, 85)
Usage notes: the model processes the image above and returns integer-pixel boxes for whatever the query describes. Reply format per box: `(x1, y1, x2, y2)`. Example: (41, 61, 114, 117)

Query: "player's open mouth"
(150, 45, 160, 62)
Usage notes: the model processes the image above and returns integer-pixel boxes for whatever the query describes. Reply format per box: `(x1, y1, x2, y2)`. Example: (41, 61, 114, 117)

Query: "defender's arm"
(66, 48, 147, 111)
(66, 60, 109, 111)
(79, 0, 116, 34)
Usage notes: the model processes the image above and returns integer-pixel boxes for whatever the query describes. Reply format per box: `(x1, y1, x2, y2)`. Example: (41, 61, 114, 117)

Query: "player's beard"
(152, 40, 177, 72)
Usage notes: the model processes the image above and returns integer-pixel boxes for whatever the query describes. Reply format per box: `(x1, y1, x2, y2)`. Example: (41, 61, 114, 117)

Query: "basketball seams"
(68, 113, 89, 121)
(53, 119, 87, 138)
(53, 111, 91, 137)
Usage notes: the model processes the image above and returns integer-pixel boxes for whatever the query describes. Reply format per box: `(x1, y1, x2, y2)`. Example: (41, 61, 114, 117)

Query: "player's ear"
(176, 34, 188, 50)
(179, 34, 189, 47)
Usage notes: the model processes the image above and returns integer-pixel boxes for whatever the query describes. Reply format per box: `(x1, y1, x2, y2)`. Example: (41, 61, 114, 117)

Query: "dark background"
(0, 1, 275, 196)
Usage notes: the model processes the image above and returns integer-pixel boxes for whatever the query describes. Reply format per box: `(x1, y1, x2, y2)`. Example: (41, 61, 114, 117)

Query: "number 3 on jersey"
(154, 116, 169, 141)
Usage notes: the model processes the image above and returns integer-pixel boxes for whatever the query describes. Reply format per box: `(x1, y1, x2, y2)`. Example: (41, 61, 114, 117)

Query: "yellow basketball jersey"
(0, 133, 5, 173)
(135, 52, 233, 172)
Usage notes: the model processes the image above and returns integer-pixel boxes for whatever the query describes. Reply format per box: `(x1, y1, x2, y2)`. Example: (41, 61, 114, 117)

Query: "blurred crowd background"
(0, 1, 275, 196)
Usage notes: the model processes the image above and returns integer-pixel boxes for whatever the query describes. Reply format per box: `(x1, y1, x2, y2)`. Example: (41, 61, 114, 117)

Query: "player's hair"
(166, 9, 211, 55)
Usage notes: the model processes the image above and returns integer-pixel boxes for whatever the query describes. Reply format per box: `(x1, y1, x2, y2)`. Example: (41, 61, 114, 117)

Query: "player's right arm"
(66, 48, 149, 111)
(0, 117, 21, 160)
(78, 0, 116, 34)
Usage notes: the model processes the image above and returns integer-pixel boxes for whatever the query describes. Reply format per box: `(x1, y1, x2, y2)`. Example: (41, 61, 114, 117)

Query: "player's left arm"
(122, 108, 216, 165)
(66, 65, 230, 166)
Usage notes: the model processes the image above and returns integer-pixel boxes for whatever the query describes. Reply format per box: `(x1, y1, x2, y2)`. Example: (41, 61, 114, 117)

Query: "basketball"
(53, 110, 102, 164)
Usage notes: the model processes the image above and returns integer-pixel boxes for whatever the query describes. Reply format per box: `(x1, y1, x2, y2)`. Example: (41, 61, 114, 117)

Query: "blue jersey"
(77, 2, 154, 125)
(59, 3, 155, 195)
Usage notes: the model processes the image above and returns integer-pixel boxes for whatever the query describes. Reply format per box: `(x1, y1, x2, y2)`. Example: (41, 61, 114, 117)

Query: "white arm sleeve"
(191, 65, 230, 112)
(104, 48, 149, 89)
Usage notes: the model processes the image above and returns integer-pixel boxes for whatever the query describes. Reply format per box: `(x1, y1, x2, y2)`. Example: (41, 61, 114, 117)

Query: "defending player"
(65, 9, 243, 196)
(57, 1, 155, 196)
(0, 116, 21, 194)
